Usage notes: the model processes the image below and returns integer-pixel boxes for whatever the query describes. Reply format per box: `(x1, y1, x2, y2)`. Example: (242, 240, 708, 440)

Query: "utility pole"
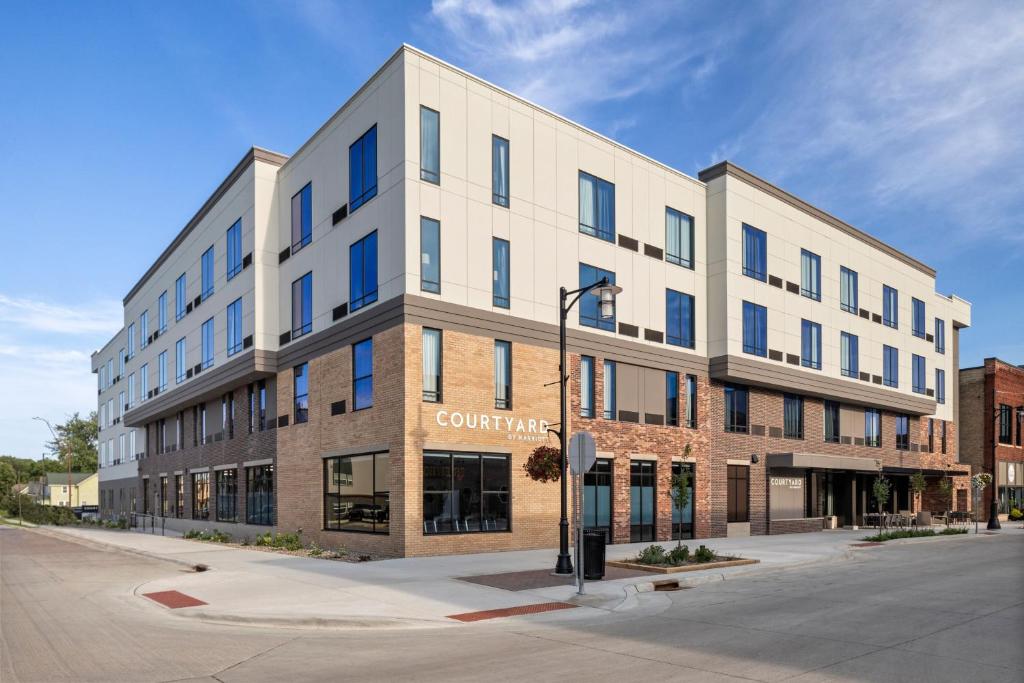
(34, 416, 71, 511)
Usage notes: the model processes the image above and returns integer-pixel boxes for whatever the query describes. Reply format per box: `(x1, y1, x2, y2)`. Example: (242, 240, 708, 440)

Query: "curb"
(152, 606, 453, 631)
(850, 531, 989, 548)
(27, 526, 201, 571)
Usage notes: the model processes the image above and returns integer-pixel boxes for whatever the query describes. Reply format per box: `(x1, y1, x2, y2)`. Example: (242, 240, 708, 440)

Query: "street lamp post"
(34, 416, 71, 510)
(554, 277, 622, 575)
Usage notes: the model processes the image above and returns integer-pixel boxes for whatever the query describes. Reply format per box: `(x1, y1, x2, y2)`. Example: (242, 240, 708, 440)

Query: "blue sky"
(1, 0, 1021, 458)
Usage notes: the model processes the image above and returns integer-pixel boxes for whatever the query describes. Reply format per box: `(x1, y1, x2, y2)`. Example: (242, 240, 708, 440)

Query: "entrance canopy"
(767, 452, 880, 473)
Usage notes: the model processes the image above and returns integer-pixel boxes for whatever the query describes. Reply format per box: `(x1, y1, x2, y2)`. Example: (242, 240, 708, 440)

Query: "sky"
(1, 0, 1022, 459)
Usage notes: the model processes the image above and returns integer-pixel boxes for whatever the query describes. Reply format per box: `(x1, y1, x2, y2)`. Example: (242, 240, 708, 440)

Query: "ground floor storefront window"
(671, 462, 695, 540)
(246, 464, 275, 525)
(584, 459, 612, 541)
(175, 475, 184, 518)
(630, 461, 656, 542)
(324, 452, 390, 533)
(423, 452, 509, 534)
(159, 476, 168, 517)
(192, 472, 209, 520)
(998, 486, 1023, 514)
(727, 465, 749, 523)
(215, 469, 237, 522)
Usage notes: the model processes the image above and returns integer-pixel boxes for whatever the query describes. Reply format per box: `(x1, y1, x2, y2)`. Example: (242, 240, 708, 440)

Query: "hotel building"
(91, 45, 972, 556)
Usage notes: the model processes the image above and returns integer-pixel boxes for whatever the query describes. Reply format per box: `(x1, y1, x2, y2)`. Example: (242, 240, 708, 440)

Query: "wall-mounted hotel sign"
(435, 410, 551, 442)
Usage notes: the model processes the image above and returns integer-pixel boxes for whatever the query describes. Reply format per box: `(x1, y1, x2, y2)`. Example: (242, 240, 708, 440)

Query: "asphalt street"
(1, 525, 1021, 682)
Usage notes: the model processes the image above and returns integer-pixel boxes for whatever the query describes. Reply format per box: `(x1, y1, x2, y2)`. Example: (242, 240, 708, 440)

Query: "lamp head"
(596, 283, 623, 320)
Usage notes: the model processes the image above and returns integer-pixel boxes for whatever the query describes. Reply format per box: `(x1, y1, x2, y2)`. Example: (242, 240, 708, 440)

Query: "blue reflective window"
(912, 354, 926, 394)
(492, 135, 509, 207)
(883, 345, 899, 387)
(349, 231, 378, 312)
(580, 356, 595, 418)
(127, 322, 135, 358)
(912, 298, 925, 338)
(603, 360, 616, 420)
(579, 263, 616, 331)
(494, 340, 512, 409)
(201, 246, 214, 300)
(175, 337, 186, 384)
(291, 273, 312, 338)
(742, 224, 767, 281)
(227, 297, 243, 356)
(294, 363, 309, 424)
(882, 285, 898, 328)
(202, 318, 215, 369)
(578, 171, 615, 242)
(865, 408, 881, 447)
(140, 311, 149, 348)
(227, 219, 243, 278)
(175, 274, 186, 321)
(291, 184, 312, 252)
(936, 368, 946, 404)
(742, 301, 767, 357)
(420, 106, 440, 184)
(801, 320, 822, 369)
(666, 289, 695, 349)
(353, 339, 373, 410)
(158, 291, 167, 333)
(420, 217, 441, 293)
(800, 249, 821, 301)
(666, 371, 679, 427)
(492, 238, 510, 308)
(935, 318, 946, 353)
(840, 267, 858, 313)
(666, 208, 694, 269)
(349, 125, 377, 212)
(841, 332, 859, 378)
(158, 351, 167, 391)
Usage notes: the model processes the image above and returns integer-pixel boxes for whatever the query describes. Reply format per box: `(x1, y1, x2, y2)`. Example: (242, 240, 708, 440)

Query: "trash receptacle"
(583, 528, 606, 580)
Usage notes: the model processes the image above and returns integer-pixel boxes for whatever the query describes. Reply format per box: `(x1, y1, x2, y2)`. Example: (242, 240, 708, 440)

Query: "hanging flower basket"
(523, 445, 561, 483)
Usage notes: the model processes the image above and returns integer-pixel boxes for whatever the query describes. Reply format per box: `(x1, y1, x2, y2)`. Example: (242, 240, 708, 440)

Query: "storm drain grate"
(653, 580, 691, 592)
(143, 590, 207, 609)
(447, 602, 576, 622)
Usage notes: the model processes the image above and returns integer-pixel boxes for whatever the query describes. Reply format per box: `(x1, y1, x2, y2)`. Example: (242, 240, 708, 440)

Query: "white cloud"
(0, 294, 122, 336)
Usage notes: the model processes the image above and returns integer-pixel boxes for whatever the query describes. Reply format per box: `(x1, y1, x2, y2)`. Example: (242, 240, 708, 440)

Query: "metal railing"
(130, 512, 166, 535)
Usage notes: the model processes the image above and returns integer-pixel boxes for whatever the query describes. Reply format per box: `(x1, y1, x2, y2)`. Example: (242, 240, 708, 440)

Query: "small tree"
(873, 476, 892, 528)
(910, 471, 926, 510)
(938, 477, 953, 511)
(970, 473, 992, 534)
(670, 445, 693, 548)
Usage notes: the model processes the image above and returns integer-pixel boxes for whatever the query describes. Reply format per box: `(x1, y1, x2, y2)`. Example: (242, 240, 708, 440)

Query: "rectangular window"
(158, 291, 167, 333)
(935, 318, 946, 353)
(175, 274, 186, 321)
(246, 464, 275, 526)
(202, 318, 214, 369)
(290, 272, 312, 338)
(999, 404, 1013, 444)
(912, 298, 926, 338)
(603, 360, 616, 419)
(580, 356, 595, 418)
(157, 351, 167, 391)
(666, 371, 679, 427)
(865, 408, 882, 448)
(140, 311, 149, 349)
(140, 363, 149, 402)
(578, 171, 615, 242)
(724, 384, 749, 433)
(227, 297, 243, 355)
(630, 461, 656, 541)
(291, 183, 312, 252)
(579, 263, 616, 331)
(727, 465, 749, 524)
(824, 400, 840, 443)
(249, 381, 267, 433)
(293, 363, 309, 424)
(422, 328, 442, 402)
(349, 124, 377, 211)
(192, 472, 210, 520)
(840, 266, 858, 313)
(685, 374, 697, 429)
(226, 218, 242, 279)
(941, 421, 947, 453)
(353, 339, 373, 410)
(800, 249, 821, 301)
(127, 322, 135, 359)
(784, 394, 804, 439)
(420, 217, 441, 294)
(492, 135, 509, 207)
(1017, 408, 1023, 448)
(492, 238, 510, 308)
(928, 418, 935, 452)
(349, 230, 378, 311)
(175, 338, 186, 384)
(175, 474, 184, 518)
(882, 285, 898, 328)
(160, 476, 168, 517)
(420, 106, 440, 184)
(494, 340, 511, 409)
(742, 224, 767, 281)
(324, 452, 390, 534)
(665, 208, 694, 268)
(119, 348, 125, 377)
(215, 469, 237, 522)
(883, 345, 898, 388)
(127, 373, 135, 408)
(895, 414, 910, 450)
(584, 459, 613, 539)
(118, 391, 124, 418)
(742, 301, 767, 357)
(912, 354, 926, 394)
(801, 320, 822, 370)
(423, 452, 509, 534)
(201, 246, 214, 300)
(841, 332, 859, 378)
(666, 289, 695, 349)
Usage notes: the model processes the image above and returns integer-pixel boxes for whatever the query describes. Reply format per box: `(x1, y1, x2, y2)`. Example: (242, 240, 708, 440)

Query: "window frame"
(291, 183, 313, 253)
(323, 452, 391, 534)
(226, 218, 243, 279)
(603, 360, 616, 420)
(191, 471, 210, 520)
(784, 394, 804, 439)
(349, 125, 378, 212)
(420, 216, 441, 294)
(492, 237, 510, 309)
(895, 414, 910, 451)
(912, 354, 927, 394)
(840, 331, 859, 378)
(666, 289, 695, 349)
(422, 328, 442, 403)
(293, 363, 309, 424)
(158, 291, 167, 333)
(883, 345, 898, 388)
(201, 245, 215, 301)
(665, 207, 694, 269)
(666, 371, 679, 427)
(685, 374, 697, 429)
(578, 171, 615, 242)
(175, 274, 186, 321)
(349, 230, 378, 312)
(291, 272, 313, 339)
(352, 339, 373, 411)
(227, 297, 243, 356)
(824, 400, 840, 443)
(419, 106, 440, 184)
(882, 285, 898, 328)
(245, 464, 275, 526)
(742, 224, 767, 282)
(742, 301, 767, 357)
(215, 468, 238, 523)
(494, 339, 512, 410)
(840, 266, 858, 314)
(801, 319, 822, 370)
(912, 297, 926, 338)
(724, 384, 749, 434)
(175, 337, 186, 384)
(492, 134, 510, 207)
(865, 408, 882, 448)
(800, 249, 821, 301)
(580, 355, 595, 418)
(422, 451, 511, 535)
(999, 404, 1013, 444)
(201, 317, 215, 369)
(935, 318, 946, 354)
(578, 263, 616, 331)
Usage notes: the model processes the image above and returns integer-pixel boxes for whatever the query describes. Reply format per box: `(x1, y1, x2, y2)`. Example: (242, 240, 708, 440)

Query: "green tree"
(0, 461, 16, 511)
(873, 476, 892, 527)
(42, 412, 98, 473)
(670, 444, 693, 548)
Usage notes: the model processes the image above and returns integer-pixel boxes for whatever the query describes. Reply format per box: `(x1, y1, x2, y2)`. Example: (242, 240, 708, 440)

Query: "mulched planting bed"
(458, 565, 649, 591)
(606, 557, 758, 574)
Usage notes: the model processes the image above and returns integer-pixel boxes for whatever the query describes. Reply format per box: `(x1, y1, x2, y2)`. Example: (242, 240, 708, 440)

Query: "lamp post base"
(987, 499, 1002, 530)
(555, 553, 574, 575)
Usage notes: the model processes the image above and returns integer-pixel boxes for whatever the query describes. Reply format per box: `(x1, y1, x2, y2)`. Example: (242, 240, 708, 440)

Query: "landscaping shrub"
(253, 530, 303, 551)
(635, 543, 720, 566)
(12, 498, 80, 526)
(693, 545, 716, 563)
(184, 528, 231, 543)
(636, 545, 667, 565)
(1009, 508, 1023, 521)
(666, 545, 690, 565)
(863, 528, 967, 542)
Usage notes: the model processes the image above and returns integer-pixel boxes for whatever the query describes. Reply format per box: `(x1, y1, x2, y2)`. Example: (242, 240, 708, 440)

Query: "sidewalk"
(38, 525, 866, 630)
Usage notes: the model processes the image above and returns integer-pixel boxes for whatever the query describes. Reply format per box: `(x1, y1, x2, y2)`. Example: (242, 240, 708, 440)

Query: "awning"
(882, 466, 970, 477)
(767, 452, 881, 472)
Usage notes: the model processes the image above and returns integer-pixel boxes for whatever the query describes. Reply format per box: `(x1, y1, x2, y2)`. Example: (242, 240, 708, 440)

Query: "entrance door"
(671, 462, 695, 540)
(584, 459, 613, 542)
(630, 461, 655, 542)
(727, 465, 749, 523)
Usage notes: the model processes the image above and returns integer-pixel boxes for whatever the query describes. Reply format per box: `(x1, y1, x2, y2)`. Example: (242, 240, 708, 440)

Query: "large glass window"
(727, 465, 749, 523)
(349, 125, 377, 211)
(666, 289, 695, 349)
(579, 263, 615, 331)
(494, 340, 511, 409)
(883, 345, 898, 388)
(140, 363, 149, 402)
(350, 230, 378, 311)
(127, 322, 135, 359)
(201, 246, 214, 300)
(215, 469, 237, 522)
(584, 459, 612, 541)
(175, 275, 187, 321)
(291, 183, 312, 252)
(492, 135, 509, 207)
(423, 452, 509, 534)
(192, 472, 210, 520)
(671, 462, 694, 540)
(578, 171, 615, 242)
(742, 224, 767, 281)
(227, 297, 243, 355)
(630, 461, 656, 542)
(160, 476, 168, 517)
(912, 298, 926, 338)
(140, 310, 149, 349)
(865, 409, 882, 448)
(801, 320, 822, 370)
(840, 266, 858, 313)
(492, 238, 510, 308)
(157, 351, 167, 391)
(666, 371, 679, 427)
(248, 381, 266, 433)
(353, 339, 373, 410)
(895, 415, 909, 450)
(665, 207, 694, 268)
(936, 369, 946, 404)
(420, 106, 440, 184)
(175, 338, 186, 384)
(420, 217, 441, 293)
(999, 404, 1013, 444)
(202, 317, 214, 369)
(325, 452, 390, 534)
(422, 328, 442, 402)
(800, 249, 821, 301)
(724, 384, 749, 433)
(882, 285, 898, 328)
(246, 464, 274, 526)
(824, 400, 840, 443)
(912, 354, 926, 394)
(580, 356, 595, 418)
(292, 272, 312, 338)
(158, 291, 167, 333)
(742, 301, 767, 357)
(685, 374, 697, 428)
(784, 394, 804, 439)
(935, 318, 946, 353)
(841, 332, 859, 378)
(294, 363, 309, 424)
(226, 218, 243, 279)
(175, 474, 184, 518)
(603, 360, 616, 419)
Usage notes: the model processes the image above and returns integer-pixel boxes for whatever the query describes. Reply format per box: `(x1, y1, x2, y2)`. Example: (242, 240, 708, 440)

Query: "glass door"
(630, 461, 656, 542)
(727, 465, 749, 523)
(584, 459, 613, 541)
(671, 462, 695, 540)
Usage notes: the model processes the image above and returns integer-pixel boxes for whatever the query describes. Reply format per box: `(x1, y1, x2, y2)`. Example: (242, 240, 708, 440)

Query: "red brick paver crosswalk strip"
(447, 602, 576, 622)
(143, 590, 207, 609)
